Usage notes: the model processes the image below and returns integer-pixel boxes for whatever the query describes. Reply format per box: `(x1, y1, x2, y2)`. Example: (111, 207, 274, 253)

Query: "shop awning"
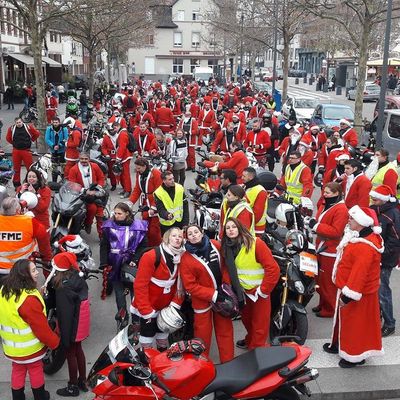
(42, 56, 62, 67)
(9, 53, 36, 67)
(367, 58, 400, 66)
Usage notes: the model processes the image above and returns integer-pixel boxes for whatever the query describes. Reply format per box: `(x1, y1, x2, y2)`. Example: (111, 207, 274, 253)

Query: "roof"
(367, 58, 400, 66)
(9, 53, 44, 67)
(42, 56, 62, 67)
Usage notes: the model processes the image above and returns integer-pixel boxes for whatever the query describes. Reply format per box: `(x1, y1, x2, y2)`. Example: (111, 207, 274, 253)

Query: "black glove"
(308, 218, 317, 229)
(216, 292, 225, 303)
(340, 295, 353, 305)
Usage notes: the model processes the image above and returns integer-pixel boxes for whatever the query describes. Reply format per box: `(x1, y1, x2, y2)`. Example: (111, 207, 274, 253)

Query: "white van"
(193, 67, 213, 85)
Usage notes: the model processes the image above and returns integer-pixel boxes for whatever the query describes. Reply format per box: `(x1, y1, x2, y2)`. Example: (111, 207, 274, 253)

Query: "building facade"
(127, 0, 222, 80)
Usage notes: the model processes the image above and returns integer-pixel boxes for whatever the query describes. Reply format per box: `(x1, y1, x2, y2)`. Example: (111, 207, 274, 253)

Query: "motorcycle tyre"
(19, 110, 31, 123)
(43, 315, 66, 375)
(270, 310, 308, 345)
(264, 386, 300, 400)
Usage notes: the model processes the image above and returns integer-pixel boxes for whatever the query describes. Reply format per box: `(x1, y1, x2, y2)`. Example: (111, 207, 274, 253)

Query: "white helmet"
(63, 117, 75, 129)
(300, 197, 314, 212)
(275, 203, 295, 224)
(19, 192, 38, 210)
(156, 305, 185, 334)
(38, 155, 52, 172)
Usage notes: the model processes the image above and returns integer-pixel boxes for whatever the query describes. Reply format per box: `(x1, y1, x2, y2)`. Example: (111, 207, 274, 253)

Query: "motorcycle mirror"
(108, 368, 121, 386)
(275, 184, 286, 192)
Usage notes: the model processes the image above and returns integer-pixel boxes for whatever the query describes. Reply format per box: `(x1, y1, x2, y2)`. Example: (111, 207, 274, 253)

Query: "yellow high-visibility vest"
(235, 242, 264, 290)
(0, 289, 46, 359)
(154, 184, 185, 226)
(284, 163, 306, 205)
(371, 163, 398, 189)
(246, 185, 268, 232)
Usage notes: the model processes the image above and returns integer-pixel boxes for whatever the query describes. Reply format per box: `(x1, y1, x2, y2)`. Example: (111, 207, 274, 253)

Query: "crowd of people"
(0, 75, 400, 399)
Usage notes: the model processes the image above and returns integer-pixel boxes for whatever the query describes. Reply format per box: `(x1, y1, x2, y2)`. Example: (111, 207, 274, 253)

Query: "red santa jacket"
(155, 106, 175, 130)
(133, 128, 156, 155)
(311, 200, 349, 257)
(68, 162, 105, 187)
(6, 123, 40, 148)
(223, 93, 239, 107)
(45, 96, 58, 111)
(129, 167, 162, 209)
(342, 173, 372, 209)
(108, 115, 127, 129)
(101, 133, 118, 159)
(148, 99, 161, 118)
(211, 129, 241, 153)
(65, 127, 82, 161)
(180, 240, 229, 312)
(249, 104, 267, 119)
(318, 144, 349, 173)
(178, 117, 199, 146)
(244, 129, 271, 155)
(341, 127, 358, 147)
(189, 103, 201, 119)
(131, 246, 184, 318)
(301, 131, 327, 160)
(170, 98, 182, 118)
(116, 129, 133, 163)
(132, 112, 155, 128)
(123, 95, 138, 112)
(217, 150, 249, 183)
(301, 149, 314, 167)
(198, 108, 216, 138)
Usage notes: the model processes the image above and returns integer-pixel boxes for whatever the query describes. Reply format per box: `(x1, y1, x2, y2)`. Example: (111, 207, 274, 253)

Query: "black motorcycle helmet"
(285, 230, 307, 253)
(112, 163, 123, 176)
(257, 171, 278, 191)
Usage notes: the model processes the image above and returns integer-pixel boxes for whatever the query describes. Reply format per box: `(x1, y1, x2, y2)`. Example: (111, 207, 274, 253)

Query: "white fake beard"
(364, 156, 379, 180)
(299, 146, 306, 156)
(337, 225, 359, 251)
(291, 135, 300, 145)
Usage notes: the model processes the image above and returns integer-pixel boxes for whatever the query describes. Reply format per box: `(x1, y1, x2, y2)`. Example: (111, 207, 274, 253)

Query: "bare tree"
(297, 0, 400, 136)
(2, 1, 79, 149)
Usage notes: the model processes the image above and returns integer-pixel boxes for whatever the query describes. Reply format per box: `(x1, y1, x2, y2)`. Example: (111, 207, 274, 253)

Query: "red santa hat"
(54, 234, 84, 252)
(369, 184, 397, 203)
(339, 118, 352, 127)
(331, 126, 340, 132)
(232, 113, 240, 120)
(348, 205, 382, 234)
(335, 153, 350, 162)
(309, 125, 319, 131)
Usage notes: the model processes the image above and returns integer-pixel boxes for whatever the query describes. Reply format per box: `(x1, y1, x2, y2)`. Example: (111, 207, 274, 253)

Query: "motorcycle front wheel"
(270, 310, 308, 345)
(19, 110, 31, 123)
(43, 315, 66, 375)
(264, 386, 300, 400)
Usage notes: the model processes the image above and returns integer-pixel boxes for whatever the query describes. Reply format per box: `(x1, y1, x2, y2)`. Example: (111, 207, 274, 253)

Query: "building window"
(174, 32, 182, 47)
(176, 10, 184, 21)
(146, 34, 154, 46)
(173, 58, 183, 74)
(190, 58, 199, 73)
(192, 32, 200, 48)
(12, 10, 17, 36)
(192, 10, 200, 20)
(7, 9, 12, 35)
(0, 8, 5, 34)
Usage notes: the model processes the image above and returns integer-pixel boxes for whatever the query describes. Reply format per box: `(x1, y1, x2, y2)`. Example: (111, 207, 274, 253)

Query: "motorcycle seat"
(202, 347, 296, 395)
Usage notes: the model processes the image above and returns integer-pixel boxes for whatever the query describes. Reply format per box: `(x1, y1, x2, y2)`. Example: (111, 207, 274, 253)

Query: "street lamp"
(239, 12, 244, 82)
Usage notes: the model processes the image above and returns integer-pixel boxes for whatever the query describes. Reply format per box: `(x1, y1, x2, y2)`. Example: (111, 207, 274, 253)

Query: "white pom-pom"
(79, 271, 84, 277)
(373, 226, 382, 234)
(54, 241, 59, 248)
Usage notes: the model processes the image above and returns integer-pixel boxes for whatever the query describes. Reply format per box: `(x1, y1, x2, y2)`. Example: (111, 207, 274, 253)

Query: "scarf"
(323, 195, 341, 211)
(78, 162, 92, 189)
(161, 242, 185, 265)
(244, 177, 260, 190)
(223, 238, 245, 308)
(185, 235, 211, 260)
(227, 199, 241, 209)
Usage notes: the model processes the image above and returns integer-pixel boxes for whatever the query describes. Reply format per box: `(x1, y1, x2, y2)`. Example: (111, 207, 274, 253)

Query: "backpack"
(127, 131, 136, 153)
(120, 246, 162, 285)
(126, 96, 135, 109)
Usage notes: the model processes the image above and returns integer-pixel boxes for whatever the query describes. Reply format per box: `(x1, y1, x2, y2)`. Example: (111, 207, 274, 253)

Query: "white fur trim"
(339, 348, 384, 363)
(212, 291, 218, 303)
(256, 286, 268, 299)
(372, 226, 382, 234)
(339, 118, 351, 126)
(349, 237, 385, 254)
(369, 190, 396, 202)
(170, 302, 181, 310)
(341, 285, 362, 301)
(66, 235, 83, 248)
(349, 205, 374, 227)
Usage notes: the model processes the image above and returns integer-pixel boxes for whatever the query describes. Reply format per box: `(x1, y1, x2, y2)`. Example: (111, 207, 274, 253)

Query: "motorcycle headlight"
(294, 280, 305, 294)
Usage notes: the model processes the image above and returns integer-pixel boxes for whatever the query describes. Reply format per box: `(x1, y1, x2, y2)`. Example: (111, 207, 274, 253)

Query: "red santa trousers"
(194, 310, 234, 362)
(316, 255, 337, 317)
(143, 212, 162, 247)
(46, 110, 57, 124)
(12, 360, 44, 390)
(12, 149, 33, 184)
(120, 160, 132, 193)
(241, 295, 271, 349)
(64, 161, 77, 180)
(106, 161, 118, 186)
(85, 204, 104, 234)
(187, 145, 196, 169)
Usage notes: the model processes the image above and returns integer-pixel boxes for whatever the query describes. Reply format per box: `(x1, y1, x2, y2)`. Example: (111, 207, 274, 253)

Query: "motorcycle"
(263, 194, 317, 344)
(19, 106, 38, 123)
(143, 153, 169, 172)
(66, 96, 80, 118)
(88, 325, 319, 400)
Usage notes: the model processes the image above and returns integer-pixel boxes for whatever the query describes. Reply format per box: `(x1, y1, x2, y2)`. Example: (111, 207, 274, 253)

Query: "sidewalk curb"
(304, 390, 400, 400)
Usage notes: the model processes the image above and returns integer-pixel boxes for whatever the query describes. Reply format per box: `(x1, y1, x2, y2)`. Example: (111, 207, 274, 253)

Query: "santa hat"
(42, 252, 82, 292)
(348, 205, 382, 234)
(54, 234, 83, 253)
(339, 119, 351, 127)
(285, 122, 300, 130)
(335, 153, 350, 162)
(331, 126, 340, 132)
(310, 125, 319, 131)
(370, 184, 397, 203)
(232, 113, 240, 119)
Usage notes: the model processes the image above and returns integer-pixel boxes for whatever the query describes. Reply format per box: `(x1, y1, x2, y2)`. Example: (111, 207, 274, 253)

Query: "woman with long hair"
(100, 202, 148, 329)
(0, 259, 59, 400)
(221, 218, 280, 350)
(180, 224, 234, 362)
(131, 227, 185, 351)
(307, 182, 349, 317)
(16, 168, 51, 229)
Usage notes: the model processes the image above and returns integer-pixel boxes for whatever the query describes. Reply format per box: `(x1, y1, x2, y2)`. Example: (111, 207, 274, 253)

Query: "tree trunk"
(353, 18, 371, 139)
(88, 49, 96, 99)
(282, 32, 290, 102)
(30, 19, 46, 152)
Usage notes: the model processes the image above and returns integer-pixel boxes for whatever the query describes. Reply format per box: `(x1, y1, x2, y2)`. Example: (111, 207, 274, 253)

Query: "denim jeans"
(379, 267, 396, 329)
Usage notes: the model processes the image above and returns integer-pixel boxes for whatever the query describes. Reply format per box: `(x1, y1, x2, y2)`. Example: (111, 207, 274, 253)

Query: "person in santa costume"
(342, 159, 372, 208)
(63, 118, 83, 180)
(177, 109, 199, 171)
(221, 218, 280, 350)
(131, 227, 185, 351)
(68, 152, 106, 238)
(133, 122, 156, 156)
(129, 157, 163, 246)
(317, 136, 349, 179)
(198, 102, 216, 143)
(132, 105, 155, 129)
(44, 91, 58, 124)
(230, 113, 247, 141)
(323, 205, 384, 368)
(306, 182, 349, 317)
(301, 125, 327, 174)
(108, 109, 127, 129)
(210, 122, 240, 154)
(180, 224, 234, 362)
(101, 123, 120, 191)
(244, 118, 271, 168)
(338, 119, 358, 147)
(155, 102, 175, 134)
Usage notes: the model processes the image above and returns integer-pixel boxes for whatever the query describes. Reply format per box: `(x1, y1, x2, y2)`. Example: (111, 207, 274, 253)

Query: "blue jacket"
(45, 126, 68, 153)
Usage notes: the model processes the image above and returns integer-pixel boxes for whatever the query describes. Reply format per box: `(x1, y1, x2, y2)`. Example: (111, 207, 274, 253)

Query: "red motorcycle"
(88, 326, 318, 400)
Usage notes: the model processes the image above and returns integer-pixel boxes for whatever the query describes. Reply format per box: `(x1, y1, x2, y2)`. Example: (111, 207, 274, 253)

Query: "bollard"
(309, 78, 313, 85)
(295, 78, 299, 84)
(303, 76, 307, 84)
(316, 84, 320, 91)
(323, 83, 328, 92)
(336, 86, 342, 95)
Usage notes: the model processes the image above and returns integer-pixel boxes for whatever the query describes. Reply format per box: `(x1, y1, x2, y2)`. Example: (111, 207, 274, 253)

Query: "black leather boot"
(32, 385, 50, 400)
(11, 388, 25, 400)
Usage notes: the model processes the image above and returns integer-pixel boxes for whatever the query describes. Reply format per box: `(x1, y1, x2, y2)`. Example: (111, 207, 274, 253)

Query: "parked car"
(373, 95, 400, 117)
(276, 69, 284, 80)
(347, 83, 380, 101)
(310, 103, 354, 129)
(72, 75, 88, 90)
(363, 109, 400, 158)
(282, 96, 319, 122)
(288, 69, 307, 78)
(253, 81, 273, 94)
